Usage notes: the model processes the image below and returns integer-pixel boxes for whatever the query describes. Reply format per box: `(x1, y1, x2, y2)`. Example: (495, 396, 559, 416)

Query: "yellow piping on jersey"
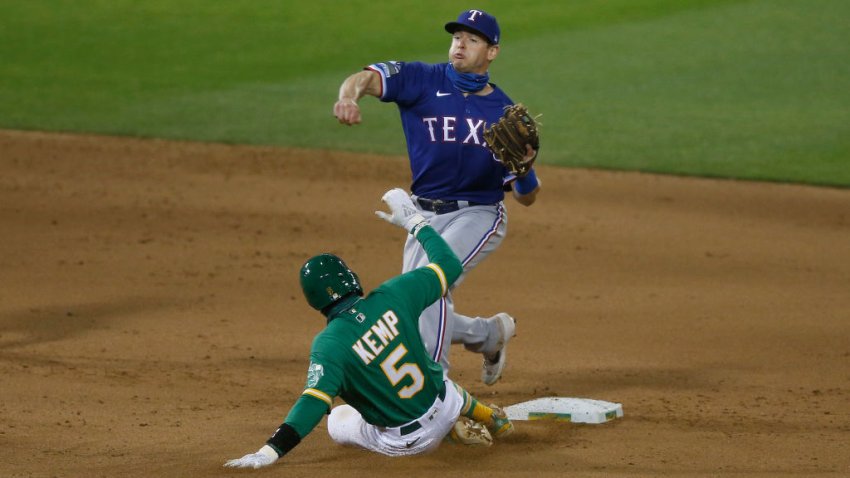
(425, 263, 448, 296)
(302, 388, 333, 407)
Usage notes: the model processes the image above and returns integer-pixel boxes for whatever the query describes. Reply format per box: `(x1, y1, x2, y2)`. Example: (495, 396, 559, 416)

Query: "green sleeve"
(415, 225, 462, 286)
(371, 225, 463, 316)
(283, 394, 329, 438)
(282, 338, 344, 438)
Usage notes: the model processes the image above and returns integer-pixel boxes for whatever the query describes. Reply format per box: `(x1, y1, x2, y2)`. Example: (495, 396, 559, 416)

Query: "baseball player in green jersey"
(224, 188, 514, 468)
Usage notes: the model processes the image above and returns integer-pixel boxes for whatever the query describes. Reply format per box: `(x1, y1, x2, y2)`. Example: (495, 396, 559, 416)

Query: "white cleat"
(481, 313, 516, 385)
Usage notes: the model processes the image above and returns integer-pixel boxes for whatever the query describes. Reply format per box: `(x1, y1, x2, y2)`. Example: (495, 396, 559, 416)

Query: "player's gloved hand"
(223, 445, 279, 469)
(375, 188, 428, 235)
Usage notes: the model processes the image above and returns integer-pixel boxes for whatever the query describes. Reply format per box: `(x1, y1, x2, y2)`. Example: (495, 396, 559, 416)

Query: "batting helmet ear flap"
(300, 254, 363, 312)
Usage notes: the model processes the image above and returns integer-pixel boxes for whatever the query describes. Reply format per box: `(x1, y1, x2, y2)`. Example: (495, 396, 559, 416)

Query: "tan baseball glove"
(484, 103, 540, 177)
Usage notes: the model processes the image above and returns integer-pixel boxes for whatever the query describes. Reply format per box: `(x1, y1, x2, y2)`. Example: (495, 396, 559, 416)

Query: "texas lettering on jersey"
(366, 60, 518, 203)
(421, 116, 489, 146)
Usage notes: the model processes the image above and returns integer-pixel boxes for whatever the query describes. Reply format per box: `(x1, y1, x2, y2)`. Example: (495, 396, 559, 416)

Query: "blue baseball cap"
(445, 9, 500, 44)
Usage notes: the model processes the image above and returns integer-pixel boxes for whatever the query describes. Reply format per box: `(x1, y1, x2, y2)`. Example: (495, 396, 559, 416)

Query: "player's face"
(449, 30, 499, 74)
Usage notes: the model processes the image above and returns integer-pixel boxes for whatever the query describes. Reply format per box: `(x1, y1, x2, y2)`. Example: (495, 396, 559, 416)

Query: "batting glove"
(223, 445, 279, 469)
(375, 188, 428, 235)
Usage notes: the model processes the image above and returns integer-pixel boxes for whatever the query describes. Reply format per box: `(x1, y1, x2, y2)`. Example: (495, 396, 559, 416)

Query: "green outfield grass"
(1, 0, 848, 186)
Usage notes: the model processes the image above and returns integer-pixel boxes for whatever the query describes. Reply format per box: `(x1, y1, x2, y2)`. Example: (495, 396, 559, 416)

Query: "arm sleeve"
(415, 225, 462, 287)
(365, 61, 431, 105)
(374, 225, 463, 316)
(264, 396, 327, 457)
(266, 340, 343, 455)
(283, 393, 330, 437)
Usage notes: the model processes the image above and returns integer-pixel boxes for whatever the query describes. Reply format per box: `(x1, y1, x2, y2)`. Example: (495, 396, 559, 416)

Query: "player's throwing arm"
(334, 70, 381, 125)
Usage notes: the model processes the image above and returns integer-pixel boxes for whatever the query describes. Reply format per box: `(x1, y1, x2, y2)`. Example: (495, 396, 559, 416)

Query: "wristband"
(266, 423, 301, 457)
(410, 220, 429, 237)
(514, 169, 539, 195)
(405, 214, 428, 236)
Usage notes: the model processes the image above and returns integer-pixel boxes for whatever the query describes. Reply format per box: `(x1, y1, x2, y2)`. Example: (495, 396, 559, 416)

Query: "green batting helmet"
(300, 253, 363, 311)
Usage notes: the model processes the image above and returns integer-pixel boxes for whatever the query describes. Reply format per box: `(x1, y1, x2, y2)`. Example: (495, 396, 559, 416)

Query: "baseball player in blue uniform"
(333, 9, 541, 385)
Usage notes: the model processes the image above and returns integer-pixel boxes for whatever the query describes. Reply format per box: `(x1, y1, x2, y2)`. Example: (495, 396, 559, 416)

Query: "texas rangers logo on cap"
(444, 9, 500, 44)
(467, 9, 485, 22)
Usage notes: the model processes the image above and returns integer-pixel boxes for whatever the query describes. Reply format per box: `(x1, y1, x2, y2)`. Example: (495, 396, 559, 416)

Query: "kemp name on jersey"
(351, 310, 401, 365)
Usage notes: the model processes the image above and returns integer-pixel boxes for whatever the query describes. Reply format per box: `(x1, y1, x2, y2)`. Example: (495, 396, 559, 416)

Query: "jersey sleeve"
(416, 225, 463, 286)
(282, 336, 345, 437)
(282, 394, 329, 438)
(374, 225, 463, 319)
(365, 60, 431, 106)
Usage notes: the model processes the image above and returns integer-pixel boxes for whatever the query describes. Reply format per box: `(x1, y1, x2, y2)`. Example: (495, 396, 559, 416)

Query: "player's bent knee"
(327, 405, 363, 446)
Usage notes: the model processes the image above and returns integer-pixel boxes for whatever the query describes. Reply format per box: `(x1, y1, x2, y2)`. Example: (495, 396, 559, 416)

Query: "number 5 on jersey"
(380, 344, 424, 399)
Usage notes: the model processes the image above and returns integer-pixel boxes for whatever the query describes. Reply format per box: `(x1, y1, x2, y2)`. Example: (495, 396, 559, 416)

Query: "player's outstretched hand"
(223, 445, 279, 469)
(375, 188, 427, 234)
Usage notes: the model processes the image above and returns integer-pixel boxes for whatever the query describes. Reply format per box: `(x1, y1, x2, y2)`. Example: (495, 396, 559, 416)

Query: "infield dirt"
(1, 130, 848, 477)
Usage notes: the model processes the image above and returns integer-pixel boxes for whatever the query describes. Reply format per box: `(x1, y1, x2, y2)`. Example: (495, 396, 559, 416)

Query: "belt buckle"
(432, 199, 454, 214)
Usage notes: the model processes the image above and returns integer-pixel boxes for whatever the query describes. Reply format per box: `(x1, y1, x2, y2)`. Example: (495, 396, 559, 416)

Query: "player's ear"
(487, 44, 499, 62)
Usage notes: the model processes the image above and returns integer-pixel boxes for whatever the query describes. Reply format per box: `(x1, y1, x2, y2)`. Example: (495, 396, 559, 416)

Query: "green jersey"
(282, 226, 462, 437)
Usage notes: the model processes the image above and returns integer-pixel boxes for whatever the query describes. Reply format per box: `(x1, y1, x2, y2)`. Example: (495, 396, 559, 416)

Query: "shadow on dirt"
(0, 297, 172, 351)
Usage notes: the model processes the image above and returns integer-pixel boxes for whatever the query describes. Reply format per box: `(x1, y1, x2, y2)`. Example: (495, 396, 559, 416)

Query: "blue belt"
(399, 385, 448, 435)
(416, 197, 491, 215)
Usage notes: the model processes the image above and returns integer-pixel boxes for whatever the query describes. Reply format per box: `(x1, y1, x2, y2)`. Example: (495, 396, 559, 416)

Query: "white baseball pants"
(326, 380, 463, 456)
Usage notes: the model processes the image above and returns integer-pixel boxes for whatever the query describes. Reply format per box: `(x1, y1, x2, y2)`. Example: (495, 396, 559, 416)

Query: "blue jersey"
(367, 61, 523, 204)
